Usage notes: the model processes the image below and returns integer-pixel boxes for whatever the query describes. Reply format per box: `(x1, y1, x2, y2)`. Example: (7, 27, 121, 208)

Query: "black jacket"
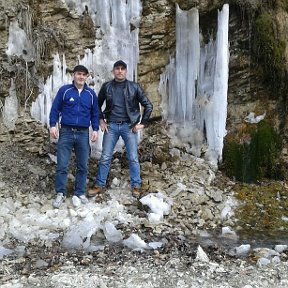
(98, 79, 153, 126)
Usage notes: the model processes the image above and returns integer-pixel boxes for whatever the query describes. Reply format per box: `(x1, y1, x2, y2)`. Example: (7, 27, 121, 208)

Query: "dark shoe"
(87, 186, 104, 197)
(132, 187, 142, 199)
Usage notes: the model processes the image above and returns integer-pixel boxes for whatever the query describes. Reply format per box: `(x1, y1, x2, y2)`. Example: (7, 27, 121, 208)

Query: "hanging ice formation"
(67, 0, 141, 82)
(31, 54, 69, 126)
(6, 5, 35, 63)
(2, 80, 19, 131)
(31, 0, 142, 128)
(159, 4, 229, 166)
(3, 6, 34, 130)
(6, 22, 35, 62)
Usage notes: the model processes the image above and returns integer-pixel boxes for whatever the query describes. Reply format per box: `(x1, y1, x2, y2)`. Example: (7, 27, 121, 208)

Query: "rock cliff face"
(1, 0, 288, 173)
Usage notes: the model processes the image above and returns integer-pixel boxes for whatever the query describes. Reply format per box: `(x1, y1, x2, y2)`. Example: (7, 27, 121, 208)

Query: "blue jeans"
(95, 122, 141, 188)
(55, 127, 89, 196)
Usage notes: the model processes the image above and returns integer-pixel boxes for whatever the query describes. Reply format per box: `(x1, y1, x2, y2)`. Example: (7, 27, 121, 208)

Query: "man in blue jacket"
(49, 65, 99, 208)
(88, 60, 153, 199)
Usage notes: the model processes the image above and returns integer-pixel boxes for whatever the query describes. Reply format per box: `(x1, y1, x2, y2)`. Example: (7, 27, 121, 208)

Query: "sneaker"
(79, 195, 89, 204)
(72, 195, 81, 207)
(52, 193, 65, 209)
(87, 186, 104, 197)
(72, 195, 89, 207)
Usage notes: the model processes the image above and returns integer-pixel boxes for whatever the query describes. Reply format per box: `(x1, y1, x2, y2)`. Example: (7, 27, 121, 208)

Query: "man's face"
(73, 71, 88, 87)
(113, 65, 127, 82)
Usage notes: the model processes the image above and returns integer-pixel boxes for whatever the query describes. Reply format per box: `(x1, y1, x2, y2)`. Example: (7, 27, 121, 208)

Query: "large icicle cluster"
(159, 4, 229, 165)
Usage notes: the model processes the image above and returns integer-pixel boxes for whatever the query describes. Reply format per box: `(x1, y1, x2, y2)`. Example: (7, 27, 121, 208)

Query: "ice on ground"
(140, 192, 172, 222)
(123, 233, 150, 251)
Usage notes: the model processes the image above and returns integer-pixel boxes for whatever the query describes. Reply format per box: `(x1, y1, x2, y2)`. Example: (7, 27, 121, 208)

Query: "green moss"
(222, 140, 245, 181)
(253, 12, 286, 87)
(234, 182, 288, 232)
(250, 121, 282, 178)
(222, 121, 283, 183)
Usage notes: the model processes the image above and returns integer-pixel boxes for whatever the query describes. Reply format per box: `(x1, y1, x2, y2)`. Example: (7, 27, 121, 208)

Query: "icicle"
(21, 4, 33, 39)
(111, 0, 127, 30)
(6, 21, 35, 61)
(95, 0, 111, 31)
(205, 4, 229, 164)
(167, 5, 200, 123)
(52, 53, 62, 92)
(62, 54, 68, 83)
(2, 80, 18, 131)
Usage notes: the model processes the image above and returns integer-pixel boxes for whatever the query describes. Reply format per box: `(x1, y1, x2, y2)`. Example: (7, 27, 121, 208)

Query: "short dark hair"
(72, 65, 89, 74)
(113, 60, 127, 69)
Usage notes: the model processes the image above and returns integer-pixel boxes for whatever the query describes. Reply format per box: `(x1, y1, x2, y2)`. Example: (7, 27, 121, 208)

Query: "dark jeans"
(55, 127, 89, 196)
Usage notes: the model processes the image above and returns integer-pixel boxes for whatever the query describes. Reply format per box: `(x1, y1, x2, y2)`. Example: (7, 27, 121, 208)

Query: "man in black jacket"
(88, 60, 153, 198)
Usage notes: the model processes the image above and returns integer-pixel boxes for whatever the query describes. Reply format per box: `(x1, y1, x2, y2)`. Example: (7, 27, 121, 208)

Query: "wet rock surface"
(0, 119, 288, 287)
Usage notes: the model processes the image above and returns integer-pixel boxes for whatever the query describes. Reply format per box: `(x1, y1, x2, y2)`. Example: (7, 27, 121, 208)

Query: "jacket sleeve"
(91, 91, 99, 131)
(136, 84, 153, 125)
(49, 87, 64, 127)
(97, 83, 106, 120)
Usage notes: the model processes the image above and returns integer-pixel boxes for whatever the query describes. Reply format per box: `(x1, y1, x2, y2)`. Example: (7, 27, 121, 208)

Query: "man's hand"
(100, 119, 108, 133)
(132, 124, 144, 134)
(50, 127, 58, 139)
(91, 131, 98, 142)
